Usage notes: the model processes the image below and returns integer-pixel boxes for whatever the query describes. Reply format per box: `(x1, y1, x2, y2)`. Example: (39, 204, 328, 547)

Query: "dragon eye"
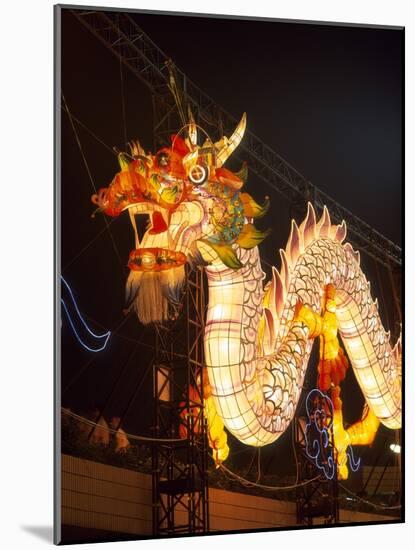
(156, 152, 170, 167)
(189, 164, 209, 185)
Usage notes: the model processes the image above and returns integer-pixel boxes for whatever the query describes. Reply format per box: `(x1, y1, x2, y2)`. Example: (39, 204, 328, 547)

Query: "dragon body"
(203, 210, 401, 445)
(92, 114, 401, 478)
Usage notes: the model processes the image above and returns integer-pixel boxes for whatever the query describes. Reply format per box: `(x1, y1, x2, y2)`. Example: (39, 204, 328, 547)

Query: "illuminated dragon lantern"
(92, 114, 402, 480)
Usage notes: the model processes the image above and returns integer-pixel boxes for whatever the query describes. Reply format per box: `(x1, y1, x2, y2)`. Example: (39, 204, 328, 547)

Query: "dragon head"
(91, 113, 269, 324)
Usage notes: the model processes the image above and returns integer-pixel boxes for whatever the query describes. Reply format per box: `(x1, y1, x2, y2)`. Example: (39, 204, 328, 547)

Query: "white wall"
(61, 454, 393, 539)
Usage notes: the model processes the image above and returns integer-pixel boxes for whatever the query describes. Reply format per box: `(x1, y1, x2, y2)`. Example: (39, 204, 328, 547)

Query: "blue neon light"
(304, 388, 361, 478)
(61, 276, 111, 352)
(346, 445, 361, 472)
(304, 388, 336, 479)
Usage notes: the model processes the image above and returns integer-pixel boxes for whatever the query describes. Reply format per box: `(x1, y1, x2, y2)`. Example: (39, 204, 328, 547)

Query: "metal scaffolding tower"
(295, 409, 339, 525)
(151, 266, 209, 536)
(71, 8, 402, 269)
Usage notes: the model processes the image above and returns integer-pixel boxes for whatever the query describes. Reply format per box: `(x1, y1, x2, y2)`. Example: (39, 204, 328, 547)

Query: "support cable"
(62, 311, 132, 395)
(117, 14, 128, 148)
(219, 463, 321, 491)
(62, 408, 186, 443)
(61, 104, 116, 155)
(87, 338, 143, 441)
(62, 218, 117, 272)
(338, 482, 401, 511)
(62, 93, 126, 276)
(83, 311, 189, 358)
(114, 351, 155, 431)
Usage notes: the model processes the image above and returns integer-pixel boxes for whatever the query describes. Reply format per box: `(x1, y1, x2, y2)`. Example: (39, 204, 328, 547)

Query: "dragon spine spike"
(299, 202, 317, 248)
(397, 334, 402, 350)
(344, 241, 359, 264)
(264, 282, 277, 320)
(286, 219, 302, 267)
(271, 266, 286, 319)
(317, 205, 332, 238)
(128, 140, 145, 157)
(335, 220, 347, 243)
(263, 307, 276, 352)
(343, 242, 354, 255)
(328, 225, 337, 240)
(392, 336, 402, 359)
(279, 249, 290, 290)
(294, 219, 304, 256)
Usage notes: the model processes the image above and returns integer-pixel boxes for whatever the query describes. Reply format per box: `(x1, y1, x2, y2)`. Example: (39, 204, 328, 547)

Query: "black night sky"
(60, 8, 403, 473)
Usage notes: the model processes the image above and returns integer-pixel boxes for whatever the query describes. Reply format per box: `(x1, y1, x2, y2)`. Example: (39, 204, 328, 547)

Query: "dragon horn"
(128, 140, 145, 157)
(188, 107, 198, 148)
(118, 152, 131, 170)
(215, 112, 247, 167)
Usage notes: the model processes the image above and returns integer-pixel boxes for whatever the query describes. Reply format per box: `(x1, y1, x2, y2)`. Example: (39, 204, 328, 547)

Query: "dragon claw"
(292, 286, 349, 391)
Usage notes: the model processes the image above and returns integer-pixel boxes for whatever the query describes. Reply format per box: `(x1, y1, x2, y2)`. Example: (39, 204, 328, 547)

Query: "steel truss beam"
(71, 8, 402, 269)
